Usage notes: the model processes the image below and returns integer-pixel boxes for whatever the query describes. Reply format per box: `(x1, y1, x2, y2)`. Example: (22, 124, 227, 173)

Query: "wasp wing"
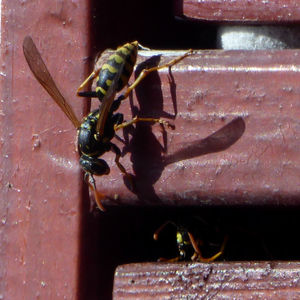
(23, 36, 81, 129)
(96, 89, 117, 135)
(95, 55, 126, 135)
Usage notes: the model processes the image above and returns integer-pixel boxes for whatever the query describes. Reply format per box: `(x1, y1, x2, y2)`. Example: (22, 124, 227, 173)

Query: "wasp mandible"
(23, 36, 193, 211)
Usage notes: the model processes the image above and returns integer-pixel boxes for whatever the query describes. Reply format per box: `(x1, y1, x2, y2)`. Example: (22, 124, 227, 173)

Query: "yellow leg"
(122, 49, 194, 99)
(76, 67, 102, 95)
(87, 174, 106, 212)
(77, 49, 193, 98)
(190, 233, 229, 263)
(158, 256, 181, 263)
(114, 116, 175, 131)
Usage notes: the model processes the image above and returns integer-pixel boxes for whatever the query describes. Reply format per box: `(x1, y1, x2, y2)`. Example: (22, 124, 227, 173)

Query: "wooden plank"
(113, 262, 300, 299)
(174, 0, 300, 22)
(91, 49, 300, 208)
(0, 0, 89, 298)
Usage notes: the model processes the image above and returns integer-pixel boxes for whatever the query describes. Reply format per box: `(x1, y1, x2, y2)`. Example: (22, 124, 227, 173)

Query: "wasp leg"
(85, 173, 106, 211)
(122, 49, 193, 99)
(76, 67, 102, 96)
(189, 232, 229, 263)
(110, 143, 134, 189)
(114, 116, 175, 131)
(77, 91, 98, 98)
(110, 95, 125, 113)
(157, 256, 181, 263)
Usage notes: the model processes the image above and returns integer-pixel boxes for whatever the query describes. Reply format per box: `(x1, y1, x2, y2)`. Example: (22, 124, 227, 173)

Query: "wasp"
(23, 36, 193, 211)
(154, 219, 228, 262)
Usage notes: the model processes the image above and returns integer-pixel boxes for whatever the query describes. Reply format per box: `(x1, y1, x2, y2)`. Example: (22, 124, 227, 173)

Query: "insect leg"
(114, 116, 175, 131)
(122, 49, 194, 99)
(85, 173, 106, 211)
(110, 142, 134, 190)
(157, 256, 181, 263)
(110, 95, 125, 112)
(190, 233, 228, 263)
(77, 91, 98, 98)
(110, 143, 131, 176)
(76, 67, 102, 96)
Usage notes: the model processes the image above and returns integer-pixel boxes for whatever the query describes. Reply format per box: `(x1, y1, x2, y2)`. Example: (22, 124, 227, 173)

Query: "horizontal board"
(114, 262, 300, 299)
(174, 0, 300, 22)
(91, 49, 300, 207)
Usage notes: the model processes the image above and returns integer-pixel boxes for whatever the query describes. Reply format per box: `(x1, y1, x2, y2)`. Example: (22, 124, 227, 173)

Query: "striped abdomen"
(96, 41, 138, 101)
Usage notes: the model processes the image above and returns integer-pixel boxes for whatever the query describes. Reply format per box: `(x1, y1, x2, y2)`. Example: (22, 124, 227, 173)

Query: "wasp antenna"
(138, 42, 151, 51)
(153, 221, 174, 240)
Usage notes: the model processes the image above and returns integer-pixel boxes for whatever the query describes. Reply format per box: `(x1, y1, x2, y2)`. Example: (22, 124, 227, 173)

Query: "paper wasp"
(23, 36, 193, 211)
(154, 219, 228, 262)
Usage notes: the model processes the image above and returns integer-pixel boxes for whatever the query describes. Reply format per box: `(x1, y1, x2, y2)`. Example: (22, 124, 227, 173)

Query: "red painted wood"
(2, 1, 300, 299)
(92, 49, 300, 208)
(0, 0, 89, 298)
(174, 0, 300, 22)
(113, 262, 300, 299)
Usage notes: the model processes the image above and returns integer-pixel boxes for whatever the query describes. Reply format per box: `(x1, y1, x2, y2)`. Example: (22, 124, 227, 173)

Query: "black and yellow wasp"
(23, 36, 193, 211)
(154, 219, 228, 262)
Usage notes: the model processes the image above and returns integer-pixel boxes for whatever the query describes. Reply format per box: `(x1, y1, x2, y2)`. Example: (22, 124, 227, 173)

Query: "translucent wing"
(23, 36, 81, 128)
(96, 90, 117, 135)
(96, 71, 122, 136)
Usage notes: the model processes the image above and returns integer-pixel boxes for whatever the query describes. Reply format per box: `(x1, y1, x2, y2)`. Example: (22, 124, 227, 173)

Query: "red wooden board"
(174, 0, 300, 22)
(114, 262, 300, 299)
(92, 49, 300, 208)
(0, 0, 89, 298)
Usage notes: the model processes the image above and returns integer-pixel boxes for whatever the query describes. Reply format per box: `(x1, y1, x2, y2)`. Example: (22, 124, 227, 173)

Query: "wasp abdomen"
(96, 41, 138, 101)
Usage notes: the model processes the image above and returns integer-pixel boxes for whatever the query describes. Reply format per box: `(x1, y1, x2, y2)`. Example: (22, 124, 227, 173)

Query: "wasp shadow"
(131, 55, 177, 119)
(119, 55, 177, 203)
(164, 117, 246, 166)
(121, 54, 246, 204)
(128, 116, 245, 204)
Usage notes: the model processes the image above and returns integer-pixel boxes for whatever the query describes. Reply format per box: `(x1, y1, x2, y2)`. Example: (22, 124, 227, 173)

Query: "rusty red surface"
(174, 0, 300, 22)
(113, 262, 300, 299)
(92, 49, 300, 208)
(0, 0, 89, 298)
(2, 0, 300, 299)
